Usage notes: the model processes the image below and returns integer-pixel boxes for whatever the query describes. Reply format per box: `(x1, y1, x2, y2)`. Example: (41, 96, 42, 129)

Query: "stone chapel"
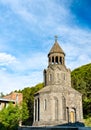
(33, 37, 83, 126)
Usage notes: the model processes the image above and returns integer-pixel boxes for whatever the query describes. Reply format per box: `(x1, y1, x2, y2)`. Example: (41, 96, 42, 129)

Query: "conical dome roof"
(48, 41, 65, 56)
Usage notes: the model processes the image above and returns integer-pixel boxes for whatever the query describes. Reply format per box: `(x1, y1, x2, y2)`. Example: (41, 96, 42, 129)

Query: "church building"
(33, 37, 83, 126)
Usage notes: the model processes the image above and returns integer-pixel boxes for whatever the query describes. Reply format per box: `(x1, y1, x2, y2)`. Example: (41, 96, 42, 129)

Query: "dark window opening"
(60, 57, 62, 64)
(52, 56, 54, 64)
(55, 56, 58, 64)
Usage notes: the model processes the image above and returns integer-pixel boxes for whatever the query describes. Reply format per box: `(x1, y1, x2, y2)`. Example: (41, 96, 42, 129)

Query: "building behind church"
(33, 38, 83, 126)
(0, 92, 23, 110)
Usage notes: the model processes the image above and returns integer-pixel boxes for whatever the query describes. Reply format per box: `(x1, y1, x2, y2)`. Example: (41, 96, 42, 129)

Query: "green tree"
(0, 102, 29, 130)
(22, 83, 44, 125)
(71, 63, 91, 118)
(0, 103, 19, 130)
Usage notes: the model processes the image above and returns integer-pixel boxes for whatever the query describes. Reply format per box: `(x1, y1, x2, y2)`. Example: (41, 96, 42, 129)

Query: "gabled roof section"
(48, 41, 65, 55)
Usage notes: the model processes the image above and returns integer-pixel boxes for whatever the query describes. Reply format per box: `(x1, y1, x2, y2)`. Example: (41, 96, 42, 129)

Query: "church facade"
(33, 38, 83, 126)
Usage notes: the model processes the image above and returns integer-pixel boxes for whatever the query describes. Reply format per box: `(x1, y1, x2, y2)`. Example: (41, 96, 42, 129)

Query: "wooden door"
(70, 111, 75, 123)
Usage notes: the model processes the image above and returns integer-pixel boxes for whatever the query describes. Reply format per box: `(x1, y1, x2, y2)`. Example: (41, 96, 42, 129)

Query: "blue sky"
(0, 0, 91, 94)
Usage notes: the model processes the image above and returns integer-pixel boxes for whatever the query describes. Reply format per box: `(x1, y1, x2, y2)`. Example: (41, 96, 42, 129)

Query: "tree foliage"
(0, 102, 29, 130)
(22, 83, 44, 125)
(71, 63, 91, 118)
(0, 83, 43, 129)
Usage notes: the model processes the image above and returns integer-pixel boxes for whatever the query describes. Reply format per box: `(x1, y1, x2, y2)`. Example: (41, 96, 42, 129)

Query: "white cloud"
(0, 52, 46, 94)
(0, 69, 43, 94)
(0, 0, 36, 24)
(0, 0, 72, 30)
(23, 53, 47, 70)
(0, 52, 17, 66)
(0, 51, 47, 74)
(67, 54, 91, 70)
(2, 52, 47, 73)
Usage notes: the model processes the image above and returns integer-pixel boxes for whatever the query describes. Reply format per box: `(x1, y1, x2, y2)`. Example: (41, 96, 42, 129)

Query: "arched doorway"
(70, 107, 76, 123)
(70, 111, 75, 123)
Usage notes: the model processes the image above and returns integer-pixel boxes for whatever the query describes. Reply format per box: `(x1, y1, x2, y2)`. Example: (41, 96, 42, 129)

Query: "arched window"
(60, 57, 62, 64)
(49, 74, 52, 81)
(55, 56, 58, 64)
(44, 99, 47, 110)
(52, 56, 54, 64)
(62, 73, 66, 80)
(57, 73, 60, 83)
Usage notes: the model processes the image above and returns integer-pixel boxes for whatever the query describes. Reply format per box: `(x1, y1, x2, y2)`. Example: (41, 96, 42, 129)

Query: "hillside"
(71, 63, 91, 118)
